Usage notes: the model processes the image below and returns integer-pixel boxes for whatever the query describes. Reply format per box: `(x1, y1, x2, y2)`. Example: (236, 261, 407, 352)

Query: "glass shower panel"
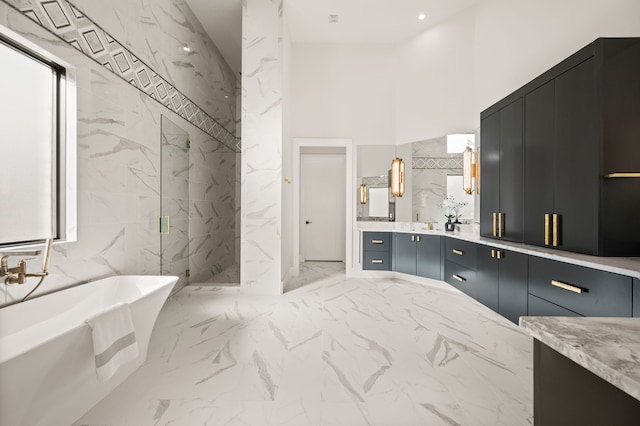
(160, 115, 190, 287)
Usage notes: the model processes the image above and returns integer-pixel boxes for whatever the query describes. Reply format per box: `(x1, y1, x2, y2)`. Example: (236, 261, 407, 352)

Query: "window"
(0, 31, 75, 248)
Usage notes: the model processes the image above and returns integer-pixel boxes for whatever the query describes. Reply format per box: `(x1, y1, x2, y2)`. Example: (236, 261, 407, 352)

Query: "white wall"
(474, 0, 640, 117)
(291, 44, 395, 146)
(394, 7, 477, 144)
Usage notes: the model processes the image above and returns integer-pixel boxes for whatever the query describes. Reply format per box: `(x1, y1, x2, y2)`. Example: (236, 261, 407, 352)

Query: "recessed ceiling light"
(182, 46, 191, 52)
(418, 13, 426, 21)
(224, 95, 229, 99)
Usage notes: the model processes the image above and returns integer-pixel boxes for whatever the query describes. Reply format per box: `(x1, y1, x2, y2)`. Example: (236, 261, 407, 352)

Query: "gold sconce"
(359, 184, 367, 204)
(390, 157, 405, 197)
(463, 147, 479, 195)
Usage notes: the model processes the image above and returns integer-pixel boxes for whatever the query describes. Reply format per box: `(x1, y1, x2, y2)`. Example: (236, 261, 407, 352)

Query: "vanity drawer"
(528, 294, 581, 318)
(445, 260, 476, 298)
(528, 257, 633, 317)
(363, 251, 391, 270)
(362, 232, 392, 252)
(445, 238, 477, 270)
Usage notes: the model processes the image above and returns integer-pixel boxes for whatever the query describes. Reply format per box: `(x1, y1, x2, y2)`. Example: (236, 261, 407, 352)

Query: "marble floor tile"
(76, 262, 533, 425)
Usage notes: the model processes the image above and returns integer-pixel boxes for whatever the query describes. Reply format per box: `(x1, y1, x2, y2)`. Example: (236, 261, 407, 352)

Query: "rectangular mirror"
(356, 131, 478, 224)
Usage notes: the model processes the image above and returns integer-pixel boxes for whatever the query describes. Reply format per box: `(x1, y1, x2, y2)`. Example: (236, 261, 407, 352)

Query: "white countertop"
(520, 316, 640, 401)
(357, 221, 640, 278)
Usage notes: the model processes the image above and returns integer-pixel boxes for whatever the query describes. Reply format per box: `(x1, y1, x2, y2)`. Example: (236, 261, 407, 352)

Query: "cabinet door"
(524, 80, 555, 247)
(497, 250, 528, 324)
(393, 233, 416, 275)
(416, 235, 441, 280)
(554, 58, 599, 255)
(480, 111, 500, 239)
(498, 98, 523, 242)
(476, 245, 499, 312)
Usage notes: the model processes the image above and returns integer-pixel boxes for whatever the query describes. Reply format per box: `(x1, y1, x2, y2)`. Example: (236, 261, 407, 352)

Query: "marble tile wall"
(188, 129, 237, 284)
(0, 0, 237, 305)
(240, 0, 283, 294)
(412, 136, 463, 223)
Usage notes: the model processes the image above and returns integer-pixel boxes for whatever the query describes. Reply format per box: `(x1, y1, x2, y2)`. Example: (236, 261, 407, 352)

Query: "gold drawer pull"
(371, 239, 384, 244)
(371, 259, 384, 264)
(551, 280, 583, 294)
(452, 249, 464, 256)
(604, 173, 640, 178)
(452, 274, 466, 282)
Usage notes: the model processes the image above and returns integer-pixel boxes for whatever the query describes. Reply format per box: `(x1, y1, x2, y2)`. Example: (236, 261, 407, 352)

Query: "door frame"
(293, 138, 353, 276)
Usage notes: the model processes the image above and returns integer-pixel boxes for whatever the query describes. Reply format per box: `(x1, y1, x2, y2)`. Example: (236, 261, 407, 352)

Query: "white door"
(301, 154, 346, 261)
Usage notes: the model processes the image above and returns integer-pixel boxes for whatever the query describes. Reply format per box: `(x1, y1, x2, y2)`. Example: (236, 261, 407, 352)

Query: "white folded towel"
(85, 302, 139, 382)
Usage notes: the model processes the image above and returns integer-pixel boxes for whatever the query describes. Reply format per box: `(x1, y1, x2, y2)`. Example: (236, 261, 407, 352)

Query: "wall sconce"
(463, 146, 479, 195)
(390, 157, 405, 197)
(359, 183, 367, 204)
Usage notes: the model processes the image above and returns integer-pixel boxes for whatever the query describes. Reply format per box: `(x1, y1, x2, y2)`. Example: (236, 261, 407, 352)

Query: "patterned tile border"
(4, 0, 241, 152)
(413, 156, 463, 170)
(362, 175, 388, 186)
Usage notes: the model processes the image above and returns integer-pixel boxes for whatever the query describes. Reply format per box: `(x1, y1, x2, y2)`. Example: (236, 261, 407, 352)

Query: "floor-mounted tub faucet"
(0, 238, 53, 301)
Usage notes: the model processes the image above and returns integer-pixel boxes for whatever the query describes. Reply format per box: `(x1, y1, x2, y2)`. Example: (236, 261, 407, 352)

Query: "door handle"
(492, 212, 497, 237)
(544, 214, 550, 246)
(305, 221, 312, 224)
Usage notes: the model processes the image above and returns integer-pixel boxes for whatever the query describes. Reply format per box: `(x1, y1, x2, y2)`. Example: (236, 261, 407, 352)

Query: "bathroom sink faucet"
(0, 239, 53, 299)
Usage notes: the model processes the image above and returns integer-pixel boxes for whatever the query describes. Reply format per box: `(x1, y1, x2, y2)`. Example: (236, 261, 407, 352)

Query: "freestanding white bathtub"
(0, 275, 177, 426)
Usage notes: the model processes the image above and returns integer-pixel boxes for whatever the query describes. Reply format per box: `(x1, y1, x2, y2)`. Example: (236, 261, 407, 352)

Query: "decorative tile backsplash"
(413, 157, 463, 170)
(6, 0, 241, 152)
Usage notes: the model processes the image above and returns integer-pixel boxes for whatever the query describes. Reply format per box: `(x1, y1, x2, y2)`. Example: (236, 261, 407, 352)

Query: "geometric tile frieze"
(362, 175, 388, 186)
(6, 0, 241, 152)
(413, 156, 463, 170)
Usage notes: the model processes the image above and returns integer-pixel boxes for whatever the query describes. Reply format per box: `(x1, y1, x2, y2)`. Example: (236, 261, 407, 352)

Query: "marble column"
(241, 0, 283, 294)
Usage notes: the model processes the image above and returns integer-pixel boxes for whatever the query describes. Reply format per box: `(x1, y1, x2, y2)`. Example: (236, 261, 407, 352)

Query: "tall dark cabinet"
(484, 38, 640, 256)
(480, 98, 523, 243)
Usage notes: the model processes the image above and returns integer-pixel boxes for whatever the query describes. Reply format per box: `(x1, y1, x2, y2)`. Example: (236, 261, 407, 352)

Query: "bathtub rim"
(0, 274, 178, 364)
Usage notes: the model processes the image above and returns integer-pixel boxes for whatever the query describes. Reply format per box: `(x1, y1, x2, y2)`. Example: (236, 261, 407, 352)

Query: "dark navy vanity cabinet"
(362, 232, 392, 271)
(393, 233, 442, 280)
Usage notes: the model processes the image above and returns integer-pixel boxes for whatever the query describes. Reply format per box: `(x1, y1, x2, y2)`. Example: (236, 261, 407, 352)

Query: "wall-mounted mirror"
(356, 131, 478, 224)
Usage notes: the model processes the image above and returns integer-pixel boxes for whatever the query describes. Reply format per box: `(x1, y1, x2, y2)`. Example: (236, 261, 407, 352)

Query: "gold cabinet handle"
(544, 214, 550, 246)
(491, 249, 496, 258)
(496, 250, 503, 259)
(416, 235, 421, 242)
(452, 249, 464, 256)
(371, 239, 384, 244)
(552, 214, 559, 247)
(371, 259, 384, 264)
(452, 274, 466, 282)
(603, 173, 640, 178)
(411, 235, 415, 241)
(498, 212, 504, 238)
(492, 212, 497, 237)
(551, 280, 583, 294)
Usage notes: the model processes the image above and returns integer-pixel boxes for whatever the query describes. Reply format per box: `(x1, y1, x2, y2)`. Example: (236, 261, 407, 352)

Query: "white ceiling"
(185, 0, 478, 76)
